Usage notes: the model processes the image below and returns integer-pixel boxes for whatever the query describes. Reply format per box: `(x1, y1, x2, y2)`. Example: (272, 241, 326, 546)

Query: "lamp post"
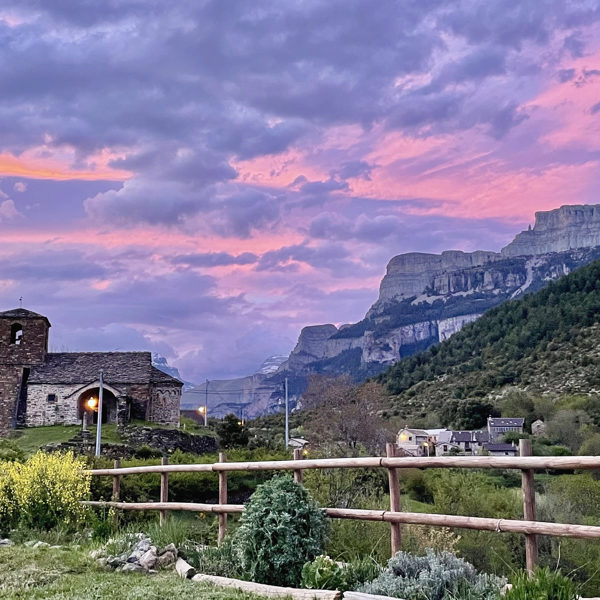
(95, 369, 104, 457)
(197, 405, 207, 427)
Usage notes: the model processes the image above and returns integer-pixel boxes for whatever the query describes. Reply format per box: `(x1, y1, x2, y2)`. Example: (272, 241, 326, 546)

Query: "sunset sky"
(1, 1, 599, 382)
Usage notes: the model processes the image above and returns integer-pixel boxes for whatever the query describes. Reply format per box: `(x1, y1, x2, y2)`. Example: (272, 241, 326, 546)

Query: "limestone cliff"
(191, 204, 600, 418)
(277, 203, 600, 381)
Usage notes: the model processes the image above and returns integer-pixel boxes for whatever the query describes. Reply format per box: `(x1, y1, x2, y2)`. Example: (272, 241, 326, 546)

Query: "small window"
(47, 394, 57, 403)
(10, 323, 23, 345)
(443, 445, 448, 451)
(408, 436, 412, 441)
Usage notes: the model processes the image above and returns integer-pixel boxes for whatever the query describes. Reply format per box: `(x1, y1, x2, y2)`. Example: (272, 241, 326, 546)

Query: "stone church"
(0, 308, 182, 435)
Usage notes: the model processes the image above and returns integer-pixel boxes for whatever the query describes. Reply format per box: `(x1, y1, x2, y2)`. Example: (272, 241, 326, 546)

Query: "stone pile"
(90, 533, 178, 574)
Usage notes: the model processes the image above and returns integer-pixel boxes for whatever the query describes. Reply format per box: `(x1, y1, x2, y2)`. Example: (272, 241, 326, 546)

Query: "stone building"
(0, 308, 182, 435)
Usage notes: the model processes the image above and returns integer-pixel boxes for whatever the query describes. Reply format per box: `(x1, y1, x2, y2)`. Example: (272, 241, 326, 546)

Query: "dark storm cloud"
(1, 0, 597, 228)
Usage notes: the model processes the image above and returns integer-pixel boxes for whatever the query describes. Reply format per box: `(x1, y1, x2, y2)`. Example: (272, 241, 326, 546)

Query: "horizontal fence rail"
(87, 454, 600, 476)
(85, 440, 600, 572)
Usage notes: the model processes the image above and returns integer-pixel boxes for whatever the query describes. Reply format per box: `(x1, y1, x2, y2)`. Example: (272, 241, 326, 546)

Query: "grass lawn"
(0, 545, 265, 600)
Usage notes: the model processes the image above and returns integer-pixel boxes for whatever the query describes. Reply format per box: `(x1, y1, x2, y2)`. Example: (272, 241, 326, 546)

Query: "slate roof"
(451, 431, 474, 443)
(0, 308, 51, 325)
(29, 352, 182, 386)
(488, 418, 524, 427)
(484, 443, 518, 453)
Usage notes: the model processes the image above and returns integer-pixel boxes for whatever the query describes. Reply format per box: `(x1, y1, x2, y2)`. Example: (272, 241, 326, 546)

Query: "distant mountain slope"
(377, 258, 600, 420)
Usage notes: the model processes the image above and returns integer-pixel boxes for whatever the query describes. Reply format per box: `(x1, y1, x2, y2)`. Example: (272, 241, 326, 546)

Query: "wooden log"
(218, 452, 227, 545)
(160, 457, 169, 526)
(386, 443, 401, 556)
(111, 459, 121, 501)
(324, 508, 600, 540)
(191, 573, 342, 600)
(293, 448, 303, 484)
(175, 557, 197, 579)
(81, 500, 600, 541)
(520, 439, 538, 572)
(82, 501, 245, 513)
(344, 592, 405, 600)
(86, 454, 600, 477)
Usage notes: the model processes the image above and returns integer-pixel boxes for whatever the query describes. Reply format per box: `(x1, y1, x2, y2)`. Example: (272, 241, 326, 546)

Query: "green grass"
(8, 425, 80, 455)
(7, 422, 217, 457)
(0, 545, 267, 600)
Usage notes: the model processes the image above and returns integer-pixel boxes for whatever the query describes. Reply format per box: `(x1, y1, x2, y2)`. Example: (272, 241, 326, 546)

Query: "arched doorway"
(78, 387, 118, 424)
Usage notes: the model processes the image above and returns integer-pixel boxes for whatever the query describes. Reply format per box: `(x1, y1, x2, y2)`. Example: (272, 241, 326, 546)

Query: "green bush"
(301, 555, 346, 591)
(233, 475, 328, 586)
(301, 555, 382, 593)
(182, 540, 242, 579)
(504, 568, 578, 600)
(360, 549, 504, 600)
(0, 439, 25, 462)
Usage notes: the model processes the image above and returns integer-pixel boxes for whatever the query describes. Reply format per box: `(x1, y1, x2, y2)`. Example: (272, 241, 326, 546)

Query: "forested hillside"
(378, 259, 600, 425)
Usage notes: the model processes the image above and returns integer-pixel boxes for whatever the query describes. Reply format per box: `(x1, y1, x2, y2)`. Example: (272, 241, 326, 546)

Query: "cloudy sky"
(0, 1, 599, 382)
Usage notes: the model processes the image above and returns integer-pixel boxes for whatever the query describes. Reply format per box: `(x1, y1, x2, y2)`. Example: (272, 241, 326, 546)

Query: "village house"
(396, 427, 446, 456)
(0, 308, 182, 436)
(531, 419, 546, 437)
(487, 417, 524, 441)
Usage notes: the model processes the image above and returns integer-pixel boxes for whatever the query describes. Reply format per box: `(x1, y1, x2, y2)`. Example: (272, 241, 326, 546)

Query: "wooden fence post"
(293, 448, 304, 484)
(160, 457, 169, 526)
(111, 459, 121, 527)
(520, 439, 538, 572)
(218, 452, 228, 545)
(112, 459, 121, 501)
(386, 442, 402, 556)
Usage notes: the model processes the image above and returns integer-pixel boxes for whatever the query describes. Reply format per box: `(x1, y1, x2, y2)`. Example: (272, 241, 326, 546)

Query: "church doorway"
(78, 387, 118, 424)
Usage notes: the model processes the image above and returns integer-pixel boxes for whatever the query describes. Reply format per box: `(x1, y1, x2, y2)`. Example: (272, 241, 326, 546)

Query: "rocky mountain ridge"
(278, 203, 600, 378)
(185, 203, 600, 418)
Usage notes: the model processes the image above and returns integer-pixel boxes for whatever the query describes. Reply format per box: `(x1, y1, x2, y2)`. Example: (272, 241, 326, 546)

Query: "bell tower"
(0, 308, 51, 434)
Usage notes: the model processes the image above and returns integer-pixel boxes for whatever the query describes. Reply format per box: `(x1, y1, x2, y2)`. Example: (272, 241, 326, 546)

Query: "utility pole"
(204, 378, 208, 426)
(95, 369, 104, 457)
(284, 377, 289, 450)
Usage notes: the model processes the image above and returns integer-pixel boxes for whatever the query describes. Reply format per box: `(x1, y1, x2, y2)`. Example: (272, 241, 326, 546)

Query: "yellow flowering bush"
(0, 451, 90, 532)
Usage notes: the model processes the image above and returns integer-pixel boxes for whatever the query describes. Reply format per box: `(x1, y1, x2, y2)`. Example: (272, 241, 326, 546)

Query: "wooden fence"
(84, 440, 600, 572)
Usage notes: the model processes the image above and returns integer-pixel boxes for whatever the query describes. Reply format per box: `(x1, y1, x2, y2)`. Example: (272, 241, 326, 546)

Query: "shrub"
(182, 540, 241, 579)
(301, 555, 382, 593)
(0, 451, 90, 532)
(504, 568, 578, 600)
(301, 555, 346, 591)
(233, 475, 328, 586)
(360, 549, 504, 600)
(0, 439, 25, 462)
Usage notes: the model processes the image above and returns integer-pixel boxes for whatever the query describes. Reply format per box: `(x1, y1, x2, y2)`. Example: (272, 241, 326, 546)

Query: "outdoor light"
(87, 397, 98, 410)
(302, 449, 309, 456)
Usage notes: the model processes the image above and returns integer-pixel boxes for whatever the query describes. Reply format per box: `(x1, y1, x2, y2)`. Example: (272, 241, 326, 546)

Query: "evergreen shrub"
(504, 568, 578, 600)
(360, 549, 504, 600)
(233, 475, 328, 586)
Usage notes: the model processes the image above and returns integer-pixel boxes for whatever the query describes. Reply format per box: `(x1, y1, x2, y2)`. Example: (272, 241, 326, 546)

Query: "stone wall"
(126, 384, 152, 420)
(0, 315, 49, 434)
(119, 425, 218, 454)
(149, 383, 181, 426)
(25, 383, 82, 426)
(0, 315, 48, 367)
(0, 367, 22, 435)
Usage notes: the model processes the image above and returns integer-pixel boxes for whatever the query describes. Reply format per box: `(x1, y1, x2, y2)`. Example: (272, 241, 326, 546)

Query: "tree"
(216, 413, 249, 448)
(302, 378, 393, 455)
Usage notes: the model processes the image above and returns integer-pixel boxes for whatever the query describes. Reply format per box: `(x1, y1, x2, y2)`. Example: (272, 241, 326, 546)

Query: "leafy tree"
(216, 414, 249, 448)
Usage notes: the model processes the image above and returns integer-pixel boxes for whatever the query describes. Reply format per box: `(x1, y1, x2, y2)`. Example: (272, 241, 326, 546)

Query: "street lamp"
(197, 405, 207, 427)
